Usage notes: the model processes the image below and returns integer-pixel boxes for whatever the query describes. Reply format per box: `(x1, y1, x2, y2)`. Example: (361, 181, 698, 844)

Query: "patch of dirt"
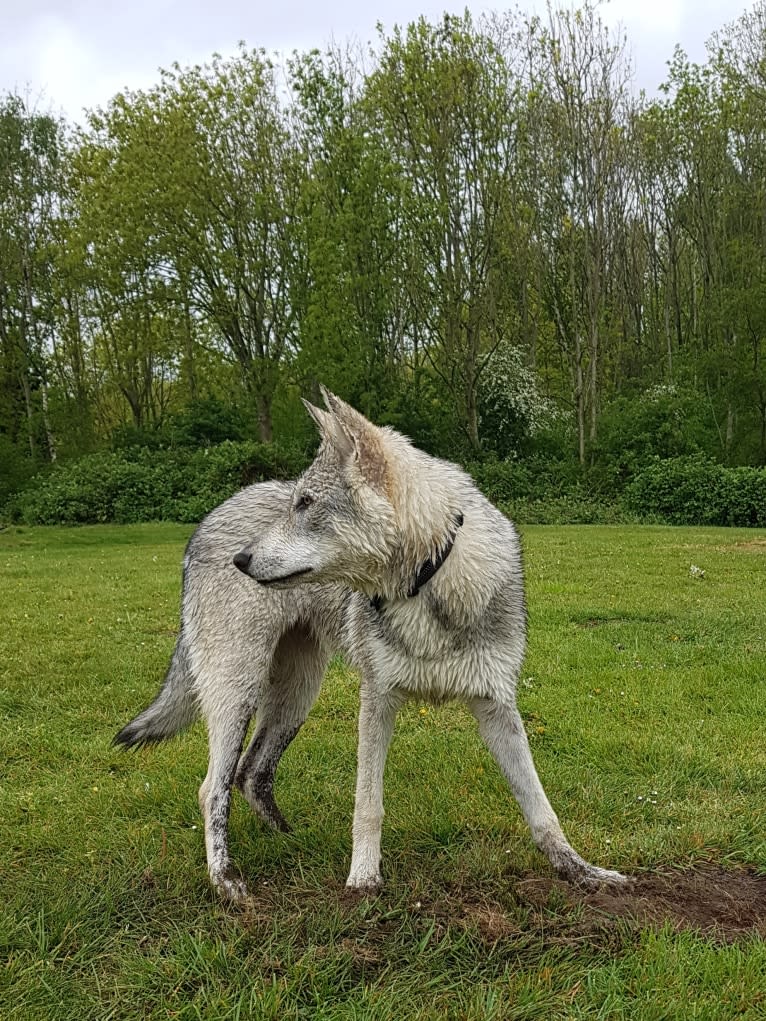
(732, 539, 766, 553)
(572, 613, 668, 628)
(233, 865, 766, 953)
(515, 865, 766, 944)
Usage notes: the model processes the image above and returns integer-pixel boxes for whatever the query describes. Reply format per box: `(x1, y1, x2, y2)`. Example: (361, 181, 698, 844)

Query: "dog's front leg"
(470, 696, 629, 891)
(346, 684, 404, 892)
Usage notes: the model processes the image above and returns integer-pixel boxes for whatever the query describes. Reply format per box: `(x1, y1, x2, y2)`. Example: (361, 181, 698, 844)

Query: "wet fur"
(115, 389, 629, 900)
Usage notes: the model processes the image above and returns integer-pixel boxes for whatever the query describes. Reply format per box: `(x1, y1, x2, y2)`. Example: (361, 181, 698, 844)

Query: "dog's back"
(114, 481, 346, 751)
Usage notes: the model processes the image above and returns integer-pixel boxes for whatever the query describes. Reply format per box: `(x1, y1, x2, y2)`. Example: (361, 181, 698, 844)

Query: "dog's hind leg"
(197, 660, 264, 903)
(469, 697, 629, 891)
(235, 626, 329, 832)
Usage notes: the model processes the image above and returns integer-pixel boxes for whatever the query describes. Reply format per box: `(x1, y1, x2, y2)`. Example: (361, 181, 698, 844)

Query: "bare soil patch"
(732, 539, 766, 553)
(228, 865, 766, 954)
(515, 865, 766, 944)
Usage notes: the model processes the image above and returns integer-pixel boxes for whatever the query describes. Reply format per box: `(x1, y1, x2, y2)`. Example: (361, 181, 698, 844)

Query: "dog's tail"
(113, 635, 198, 749)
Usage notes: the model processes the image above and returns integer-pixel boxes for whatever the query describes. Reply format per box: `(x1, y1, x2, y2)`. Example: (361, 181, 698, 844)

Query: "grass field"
(1, 522, 765, 1020)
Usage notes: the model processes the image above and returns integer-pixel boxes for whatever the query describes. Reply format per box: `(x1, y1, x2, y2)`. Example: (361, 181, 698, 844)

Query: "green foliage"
(477, 344, 562, 457)
(470, 454, 596, 503)
(5, 442, 309, 526)
(468, 456, 634, 524)
(111, 397, 253, 451)
(595, 386, 713, 479)
(469, 458, 535, 503)
(5, 3, 766, 500)
(8, 439, 766, 530)
(0, 435, 38, 506)
(626, 456, 766, 526)
(375, 376, 466, 460)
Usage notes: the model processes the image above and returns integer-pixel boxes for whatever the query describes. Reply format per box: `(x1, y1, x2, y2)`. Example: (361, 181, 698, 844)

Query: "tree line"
(2, 1, 766, 505)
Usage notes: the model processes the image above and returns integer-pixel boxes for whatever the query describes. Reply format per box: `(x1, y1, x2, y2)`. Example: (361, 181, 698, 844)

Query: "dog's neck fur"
(370, 428, 466, 601)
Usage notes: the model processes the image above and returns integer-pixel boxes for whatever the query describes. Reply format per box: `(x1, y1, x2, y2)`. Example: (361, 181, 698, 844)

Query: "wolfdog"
(115, 388, 628, 900)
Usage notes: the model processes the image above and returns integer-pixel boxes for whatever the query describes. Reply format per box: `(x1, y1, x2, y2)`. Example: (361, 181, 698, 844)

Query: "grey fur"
(113, 635, 197, 749)
(115, 391, 629, 900)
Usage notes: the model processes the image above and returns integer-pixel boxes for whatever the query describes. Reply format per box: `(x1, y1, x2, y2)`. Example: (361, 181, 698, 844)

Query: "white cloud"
(601, 0, 684, 36)
(0, 0, 753, 121)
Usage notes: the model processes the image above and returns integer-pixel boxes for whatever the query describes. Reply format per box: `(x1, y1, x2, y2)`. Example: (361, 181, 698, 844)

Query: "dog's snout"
(233, 551, 252, 574)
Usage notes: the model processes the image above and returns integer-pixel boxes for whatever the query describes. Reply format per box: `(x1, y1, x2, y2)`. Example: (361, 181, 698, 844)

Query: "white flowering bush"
(478, 343, 561, 455)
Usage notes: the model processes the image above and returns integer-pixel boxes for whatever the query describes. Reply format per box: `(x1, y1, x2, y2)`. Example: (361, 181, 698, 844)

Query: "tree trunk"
(183, 290, 197, 402)
(588, 319, 598, 448)
(725, 404, 735, 461)
(41, 378, 56, 462)
(19, 367, 36, 459)
(575, 334, 585, 464)
(256, 390, 273, 443)
(465, 379, 480, 453)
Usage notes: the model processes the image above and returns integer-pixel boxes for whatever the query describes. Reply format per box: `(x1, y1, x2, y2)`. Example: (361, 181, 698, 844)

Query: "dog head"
(235, 388, 399, 593)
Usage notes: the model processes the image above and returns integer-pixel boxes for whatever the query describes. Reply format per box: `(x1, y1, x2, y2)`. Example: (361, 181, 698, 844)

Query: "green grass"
(1, 523, 765, 1019)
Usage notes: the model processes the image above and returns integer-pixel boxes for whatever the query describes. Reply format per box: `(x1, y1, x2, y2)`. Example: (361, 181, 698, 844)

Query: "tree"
(0, 94, 64, 462)
(288, 46, 412, 413)
(82, 49, 308, 442)
(367, 13, 522, 451)
(528, 3, 634, 462)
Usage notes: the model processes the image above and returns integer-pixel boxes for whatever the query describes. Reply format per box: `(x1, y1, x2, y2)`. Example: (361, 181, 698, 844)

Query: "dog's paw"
(345, 871, 383, 895)
(575, 865, 633, 893)
(211, 866, 251, 903)
(550, 846, 633, 893)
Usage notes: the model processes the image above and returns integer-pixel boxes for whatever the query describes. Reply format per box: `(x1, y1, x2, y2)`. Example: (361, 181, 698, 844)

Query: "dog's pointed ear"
(319, 386, 372, 438)
(316, 387, 388, 492)
(302, 398, 332, 437)
(302, 397, 355, 458)
(319, 384, 339, 413)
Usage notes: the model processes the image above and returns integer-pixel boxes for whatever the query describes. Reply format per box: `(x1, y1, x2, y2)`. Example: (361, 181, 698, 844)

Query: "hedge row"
(624, 456, 766, 527)
(4, 447, 765, 527)
(4, 442, 309, 525)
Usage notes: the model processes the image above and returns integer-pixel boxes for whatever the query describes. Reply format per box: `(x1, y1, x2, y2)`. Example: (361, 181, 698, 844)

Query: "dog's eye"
(295, 493, 314, 511)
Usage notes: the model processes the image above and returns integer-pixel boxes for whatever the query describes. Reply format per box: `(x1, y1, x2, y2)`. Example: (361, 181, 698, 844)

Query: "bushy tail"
(113, 636, 198, 749)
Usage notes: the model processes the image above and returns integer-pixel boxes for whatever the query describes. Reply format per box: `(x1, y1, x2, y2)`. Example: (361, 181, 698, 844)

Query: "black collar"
(371, 512, 463, 612)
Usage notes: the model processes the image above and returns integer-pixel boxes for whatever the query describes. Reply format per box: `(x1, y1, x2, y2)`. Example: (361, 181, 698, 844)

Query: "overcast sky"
(0, 0, 753, 123)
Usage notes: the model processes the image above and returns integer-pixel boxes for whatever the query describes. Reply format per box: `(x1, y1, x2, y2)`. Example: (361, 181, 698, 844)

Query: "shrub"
(595, 385, 713, 480)
(721, 466, 766, 527)
(0, 436, 38, 507)
(4, 442, 310, 526)
(626, 457, 766, 526)
(467, 459, 533, 504)
(477, 343, 562, 457)
(468, 456, 599, 506)
(499, 496, 636, 526)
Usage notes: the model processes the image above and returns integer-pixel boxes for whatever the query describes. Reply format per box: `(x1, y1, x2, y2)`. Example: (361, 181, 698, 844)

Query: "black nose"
(233, 551, 252, 574)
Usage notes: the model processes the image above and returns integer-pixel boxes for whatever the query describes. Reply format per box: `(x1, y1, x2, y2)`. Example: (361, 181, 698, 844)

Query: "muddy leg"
(236, 626, 328, 832)
(469, 697, 629, 891)
(199, 704, 252, 902)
